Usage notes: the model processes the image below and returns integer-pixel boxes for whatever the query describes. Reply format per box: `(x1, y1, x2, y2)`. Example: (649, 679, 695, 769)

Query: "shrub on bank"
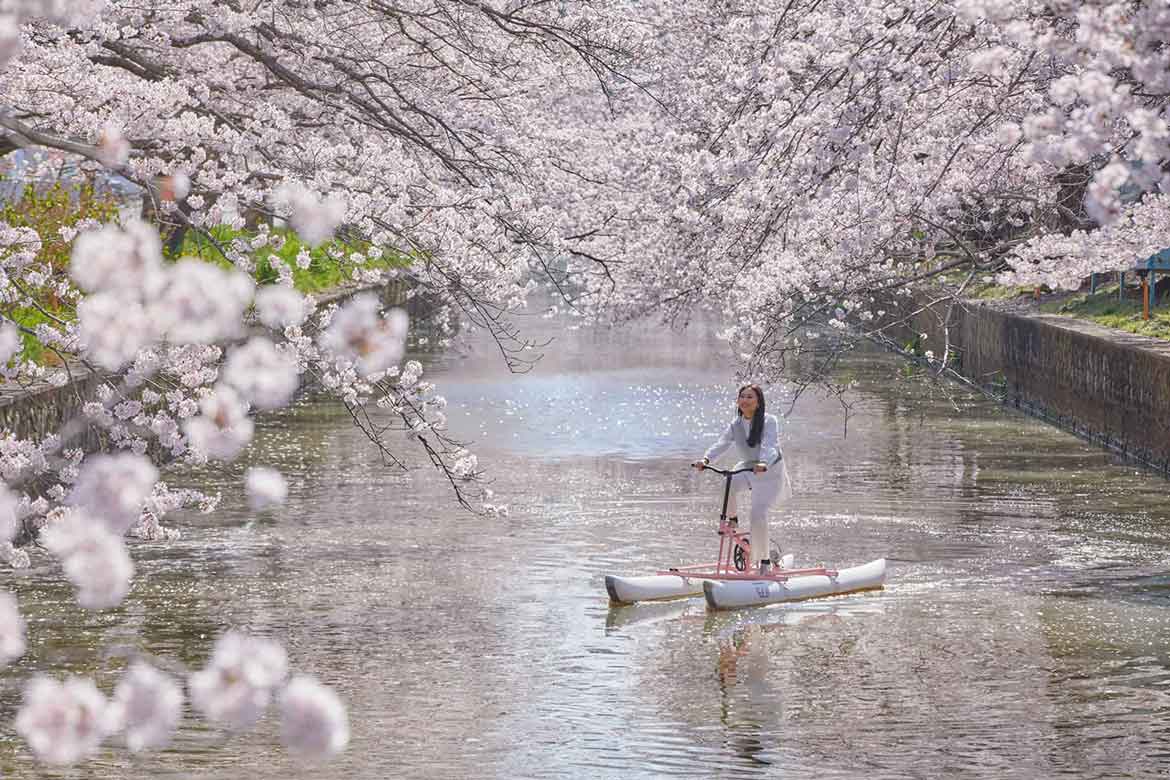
(0, 183, 119, 364)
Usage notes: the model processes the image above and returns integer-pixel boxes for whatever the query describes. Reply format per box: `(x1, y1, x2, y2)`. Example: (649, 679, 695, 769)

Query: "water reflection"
(714, 622, 785, 770)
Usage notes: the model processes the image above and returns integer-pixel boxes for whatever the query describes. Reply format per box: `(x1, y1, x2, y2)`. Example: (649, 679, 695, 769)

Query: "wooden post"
(1120, 271, 1125, 303)
(1090, 273, 1097, 295)
(1143, 274, 1150, 320)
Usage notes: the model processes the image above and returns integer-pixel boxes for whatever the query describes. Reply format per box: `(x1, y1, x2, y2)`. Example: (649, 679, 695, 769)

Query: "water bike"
(604, 463, 886, 610)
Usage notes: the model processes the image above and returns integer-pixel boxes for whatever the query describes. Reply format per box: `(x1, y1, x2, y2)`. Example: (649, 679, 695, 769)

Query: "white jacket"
(703, 413, 793, 499)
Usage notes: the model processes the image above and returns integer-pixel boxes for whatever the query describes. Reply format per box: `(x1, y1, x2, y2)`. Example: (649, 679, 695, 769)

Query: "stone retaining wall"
(0, 369, 107, 451)
(904, 299, 1170, 474)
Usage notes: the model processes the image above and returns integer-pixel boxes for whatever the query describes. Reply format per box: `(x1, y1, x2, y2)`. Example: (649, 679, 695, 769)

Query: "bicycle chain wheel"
(733, 541, 748, 571)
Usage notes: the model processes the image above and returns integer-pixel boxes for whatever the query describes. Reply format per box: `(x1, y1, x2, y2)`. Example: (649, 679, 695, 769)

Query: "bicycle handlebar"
(693, 463, 756, 476)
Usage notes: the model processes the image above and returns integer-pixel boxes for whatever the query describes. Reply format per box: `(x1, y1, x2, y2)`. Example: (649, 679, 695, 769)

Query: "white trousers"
(726, 472, 784, 566)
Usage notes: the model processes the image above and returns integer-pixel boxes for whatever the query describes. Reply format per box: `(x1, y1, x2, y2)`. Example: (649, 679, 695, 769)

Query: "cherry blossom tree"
(0, 0, 1167, 767)
(580, 0, 1170, 383)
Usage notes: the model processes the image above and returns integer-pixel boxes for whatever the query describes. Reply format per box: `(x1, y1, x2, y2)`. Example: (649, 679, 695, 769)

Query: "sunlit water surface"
(3, 314, 1170, 779)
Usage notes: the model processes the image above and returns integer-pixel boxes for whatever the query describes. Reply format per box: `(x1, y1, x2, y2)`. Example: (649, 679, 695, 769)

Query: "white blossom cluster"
(41, 513, 134, 609)
(0, 322, 20, 365)
(188, 632, 348, 755)
(222, 337, 300, 411)
(108, 662, 183, 752)
(66, 453, 158, 534)
(70, 223, 247, 370)
(280, 676, 350, 758)
(271, 184, 347, 247)
(0, 222, 42, 270)
(0, 591, 26, 665)
(182, 385, 255, 461)
(319, 294, 409, 379)
(255, 285, 309, 329)
(189, 631, 288, 729)
(13, 631, 347, 765)
(15, 675, 109, 765)
(245, 466, 288, 510)
(1003, 193, 1170, 290)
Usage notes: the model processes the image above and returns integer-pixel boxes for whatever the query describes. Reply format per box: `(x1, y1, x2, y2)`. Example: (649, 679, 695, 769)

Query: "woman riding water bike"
(692, 384, 792, 573)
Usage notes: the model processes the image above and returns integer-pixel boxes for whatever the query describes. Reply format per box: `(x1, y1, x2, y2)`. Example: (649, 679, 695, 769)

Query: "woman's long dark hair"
(737, 384, 765, 447)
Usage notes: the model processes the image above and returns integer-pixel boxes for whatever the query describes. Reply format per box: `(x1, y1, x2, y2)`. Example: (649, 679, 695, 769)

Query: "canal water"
(3, 313, 1170, 778)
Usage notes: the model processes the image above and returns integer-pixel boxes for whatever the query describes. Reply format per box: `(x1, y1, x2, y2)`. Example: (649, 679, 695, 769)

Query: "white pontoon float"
(604, 464, 886, 610)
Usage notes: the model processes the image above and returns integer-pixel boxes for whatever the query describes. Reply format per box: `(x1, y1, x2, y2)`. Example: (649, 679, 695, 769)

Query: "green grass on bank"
(177, 225, 410, 296)
(968, 283, 1035, 300)
(955, 274, 1170, 342)
(932, 272, 1039, 302)
(1038, 284, 1170, 340)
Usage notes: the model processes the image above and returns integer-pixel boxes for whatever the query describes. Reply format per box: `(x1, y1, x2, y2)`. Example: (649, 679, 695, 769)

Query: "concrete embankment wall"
(903, 299, 1170, 474)
(0, 279, 414, 450)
